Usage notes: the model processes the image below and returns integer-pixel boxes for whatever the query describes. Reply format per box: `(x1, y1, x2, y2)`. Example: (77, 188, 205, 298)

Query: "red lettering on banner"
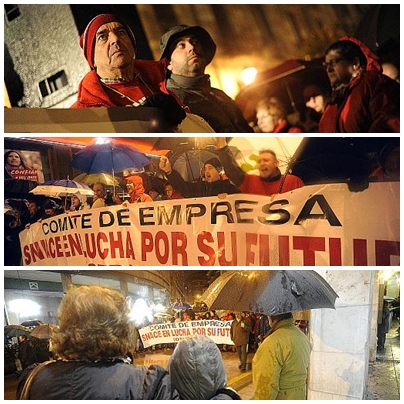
(259, 234, 270, 266)
(197, 232, 215, 265)
(141, 232, 153, 260)
(245, 233, 258, 266)
(217, 232, 237, 265)
(172, 232, 188, 265)
(155, 231, 169, 264)
(375, 240, 400, 265)
(109, 231, 124, 258)
(329, 238, 341, 266)
(97, 232, 108, 259)
(293, 236, 326, 265)
(279, 235, 290, 266)
(353, 239, 367, 265)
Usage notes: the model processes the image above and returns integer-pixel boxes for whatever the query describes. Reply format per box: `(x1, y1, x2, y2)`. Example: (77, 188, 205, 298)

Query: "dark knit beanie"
(204, 157, 222, 172)
(80, 14, 137, 69)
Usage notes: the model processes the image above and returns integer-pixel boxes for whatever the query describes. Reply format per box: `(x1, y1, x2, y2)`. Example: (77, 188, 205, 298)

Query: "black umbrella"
(201, 270, 338, 316)
(4, 325, 31, 338)
(20, 320, 44, 328)
(235, 59, 330, 122)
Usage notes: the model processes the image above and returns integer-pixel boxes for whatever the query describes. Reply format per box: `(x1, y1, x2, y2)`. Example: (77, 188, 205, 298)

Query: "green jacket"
(252, 318, 311, 400)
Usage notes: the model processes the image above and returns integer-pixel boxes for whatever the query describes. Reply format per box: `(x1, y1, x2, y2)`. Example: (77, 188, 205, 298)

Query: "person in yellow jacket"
(252, 312, 311, 400)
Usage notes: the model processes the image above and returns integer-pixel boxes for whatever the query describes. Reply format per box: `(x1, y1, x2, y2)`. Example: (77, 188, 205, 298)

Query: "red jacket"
(71, 59, 183, 108)
(274, 119, 303, 133)
(239, 172, 304, 196)
(319, 36, 400, 133)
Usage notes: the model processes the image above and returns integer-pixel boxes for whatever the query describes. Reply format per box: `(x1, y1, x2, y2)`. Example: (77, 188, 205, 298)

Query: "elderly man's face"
(93, 184, 106, 199)
(168, 35, 207, 77)
(258, 151, 279, 179)
(94, 22, 135, 76)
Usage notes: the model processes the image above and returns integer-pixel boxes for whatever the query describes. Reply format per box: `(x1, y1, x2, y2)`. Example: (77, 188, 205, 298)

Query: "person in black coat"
(159, 156, 239, 198)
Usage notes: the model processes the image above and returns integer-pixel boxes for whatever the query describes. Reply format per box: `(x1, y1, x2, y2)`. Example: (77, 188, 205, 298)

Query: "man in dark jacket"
(159, 25, 253, 133)
(159, 155, 239, 198)
(71, 14, 186, 128)
(230, 312, 252, 371)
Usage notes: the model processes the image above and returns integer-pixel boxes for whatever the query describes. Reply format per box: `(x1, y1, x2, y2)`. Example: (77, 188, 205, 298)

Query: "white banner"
(139, 320, 233, 348)
(19, 183, 400, 266)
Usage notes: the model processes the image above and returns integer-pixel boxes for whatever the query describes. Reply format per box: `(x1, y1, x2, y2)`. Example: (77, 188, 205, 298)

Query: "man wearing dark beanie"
(159, 155, 239, 198)
(71, 14, 186, 127)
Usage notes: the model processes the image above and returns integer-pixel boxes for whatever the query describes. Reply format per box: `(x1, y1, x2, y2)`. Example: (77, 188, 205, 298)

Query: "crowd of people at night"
(11, 285, 313, 400)
(69, 13, 399, 133)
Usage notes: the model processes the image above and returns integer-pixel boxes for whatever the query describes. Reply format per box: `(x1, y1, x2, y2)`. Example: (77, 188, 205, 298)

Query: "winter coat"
(230, 318, 252, 346)
(168, 335, 241, 400)
(218, 145, 304, 196)
(273, 119, 303, 133)
(319, 36, 400, 133)
(166, 169, 240, 198)
(166, 73, 253, 133)
(252, 318, 311, 400)
(16, 360, 179, 400)
(71, 59, 176, 108)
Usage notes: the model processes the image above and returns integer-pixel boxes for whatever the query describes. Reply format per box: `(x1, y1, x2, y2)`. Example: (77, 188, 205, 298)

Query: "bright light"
(241, 67, 258, 86)
(128, 298, 153, 326)
(383, 270, 395, 282)
(9, 299, 41, 317)
(95, 137, 111, 144)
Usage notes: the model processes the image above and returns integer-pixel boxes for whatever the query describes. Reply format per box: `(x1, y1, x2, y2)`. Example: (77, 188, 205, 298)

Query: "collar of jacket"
(168, 73, 211, 90)
(270, 317, 295, 333)
(261, 167, 282, 182)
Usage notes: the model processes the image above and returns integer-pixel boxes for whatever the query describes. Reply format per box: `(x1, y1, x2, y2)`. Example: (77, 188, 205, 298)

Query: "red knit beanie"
(80, 14, 137, 69)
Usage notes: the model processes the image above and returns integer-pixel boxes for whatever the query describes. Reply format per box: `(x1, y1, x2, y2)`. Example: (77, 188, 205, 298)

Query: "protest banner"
(138, 320, 233, 348)
(19, 183, 400, 266)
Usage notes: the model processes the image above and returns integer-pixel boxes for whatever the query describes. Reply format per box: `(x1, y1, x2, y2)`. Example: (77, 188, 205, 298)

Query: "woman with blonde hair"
(17, 285, 179, 400)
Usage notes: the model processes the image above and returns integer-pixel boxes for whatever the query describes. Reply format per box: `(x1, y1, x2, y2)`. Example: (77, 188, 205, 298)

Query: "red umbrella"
(235, 59, 330, 122)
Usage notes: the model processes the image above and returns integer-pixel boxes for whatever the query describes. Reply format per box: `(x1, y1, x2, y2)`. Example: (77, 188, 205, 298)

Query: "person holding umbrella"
(252, 312, 311, 400)
(71, 14, 186, 128)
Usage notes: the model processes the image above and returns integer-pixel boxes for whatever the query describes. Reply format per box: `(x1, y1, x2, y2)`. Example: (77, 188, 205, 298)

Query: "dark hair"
(270, 312, 293, 321)
(259, 148, 278, 161)
(4, 150, 28, 168)
(325, 40, 367, 68)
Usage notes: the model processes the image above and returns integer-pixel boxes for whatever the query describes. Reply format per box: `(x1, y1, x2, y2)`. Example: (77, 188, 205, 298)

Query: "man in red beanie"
(71, 14, 186, 128)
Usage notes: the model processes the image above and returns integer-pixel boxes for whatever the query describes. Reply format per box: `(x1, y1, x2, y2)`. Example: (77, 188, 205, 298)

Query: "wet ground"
(4, 326, 399, 400)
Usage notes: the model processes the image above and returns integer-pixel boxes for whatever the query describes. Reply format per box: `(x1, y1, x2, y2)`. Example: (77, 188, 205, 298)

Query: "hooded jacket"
(169, 335, 241, 400)
(125, 175, 153, 203)
(252, 318, 311, 400)
(17, 361, 179, 400)
(218, 145, 304, 196)
(319, 36, 400, 133)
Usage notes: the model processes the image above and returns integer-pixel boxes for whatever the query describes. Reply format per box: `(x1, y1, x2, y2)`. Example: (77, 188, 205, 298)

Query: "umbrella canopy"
(171, 149, 219, 182)
(20, 320, 44, 327)
(30, 184, 94, 197)
(201, 270, 338, 316)
(73, 172, 119, 187)
(235, 59, 330, 122)
(229, 137, 303, 175)
(70, 142, 151, 174)
(4, 325, 31, 338)
(30, 324, 57, 339)
(172, 301, 192, 311)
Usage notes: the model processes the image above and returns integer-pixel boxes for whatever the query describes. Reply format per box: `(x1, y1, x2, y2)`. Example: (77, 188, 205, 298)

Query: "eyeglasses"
(322, 58, 345, 69)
